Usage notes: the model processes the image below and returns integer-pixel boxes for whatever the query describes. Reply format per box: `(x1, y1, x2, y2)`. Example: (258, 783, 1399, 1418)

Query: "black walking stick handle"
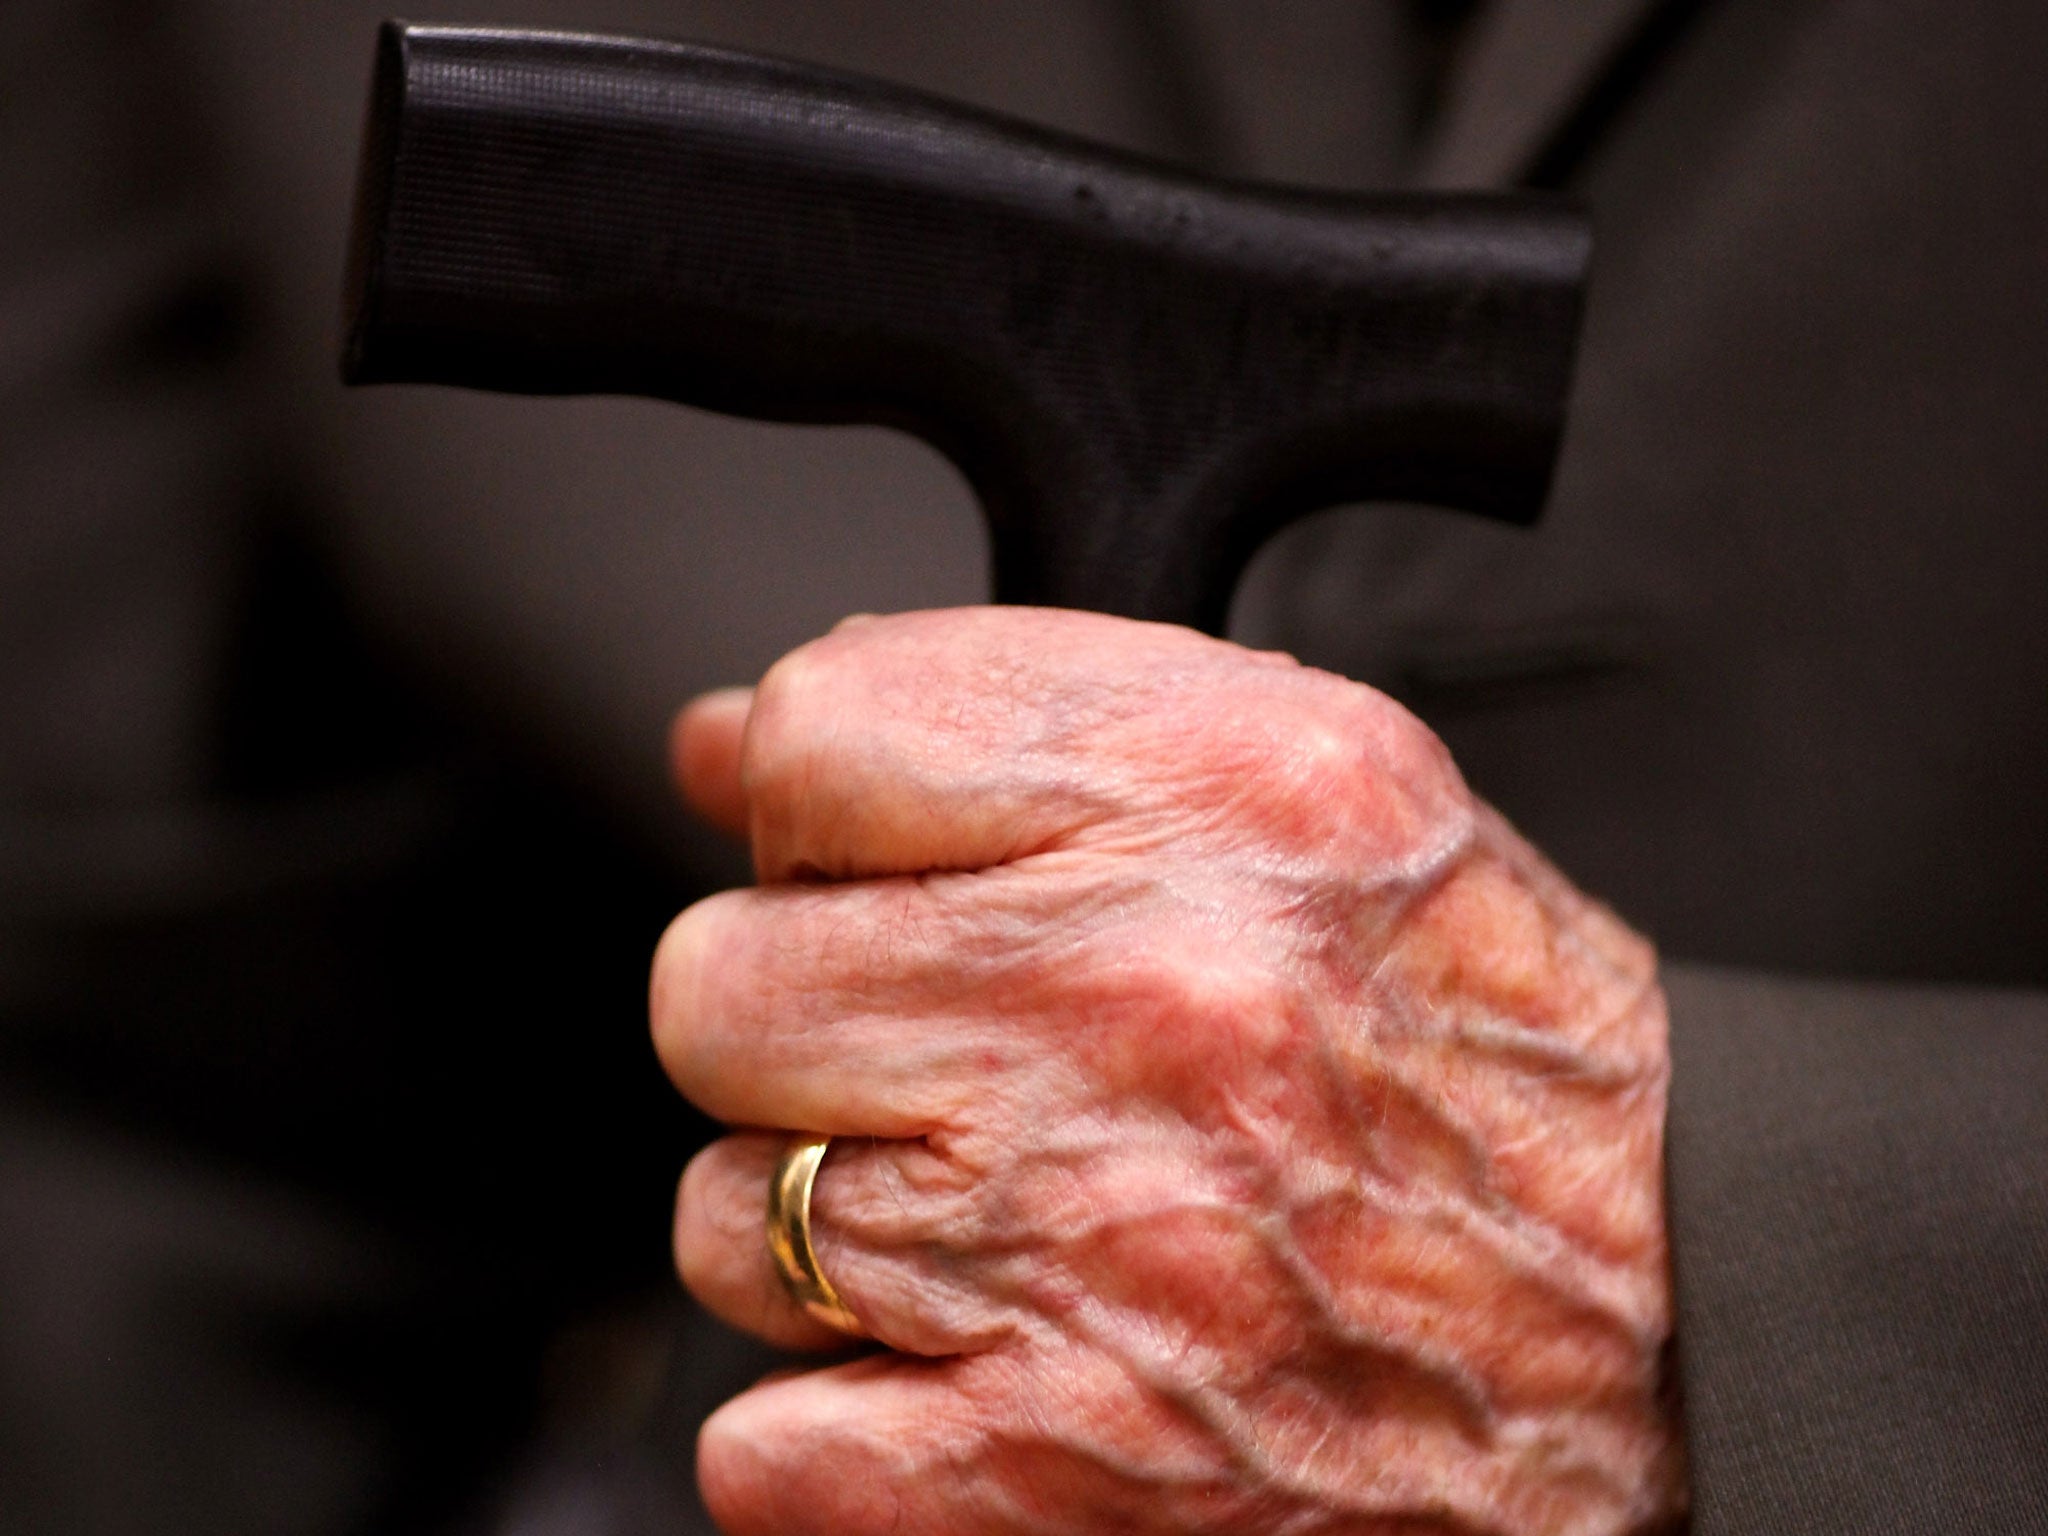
(344, 23, 1590, 633)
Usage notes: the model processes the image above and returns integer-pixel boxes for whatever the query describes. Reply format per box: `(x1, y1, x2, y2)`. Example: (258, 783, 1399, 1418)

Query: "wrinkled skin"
(650, 609, 1682, 1536)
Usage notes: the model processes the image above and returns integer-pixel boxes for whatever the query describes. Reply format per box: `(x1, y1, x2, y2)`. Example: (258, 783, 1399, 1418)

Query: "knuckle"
(1078, 934, 1295, 1089)
(743, 637, 845, 796)
(1271, 713, 1373, 808)
(1363, 686, 1462, 789)
(807, 1148, 891, 1262)
(1159, 948, 1295, 1060)
(819, 1138, 972, 1240)
(1274, 683, 1414, 793)
(1257, 686, 1470, 861)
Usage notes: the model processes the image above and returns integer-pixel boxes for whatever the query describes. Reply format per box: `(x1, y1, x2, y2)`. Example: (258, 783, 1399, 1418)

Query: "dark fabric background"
(3, 2, 2043, 1532)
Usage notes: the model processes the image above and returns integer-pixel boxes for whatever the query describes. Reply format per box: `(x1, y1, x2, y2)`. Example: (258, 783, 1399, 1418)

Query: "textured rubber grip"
(344, 23, 1590, 634)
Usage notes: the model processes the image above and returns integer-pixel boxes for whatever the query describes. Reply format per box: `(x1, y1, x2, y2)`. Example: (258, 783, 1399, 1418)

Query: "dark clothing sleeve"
(1663, 964, 2048, 1532)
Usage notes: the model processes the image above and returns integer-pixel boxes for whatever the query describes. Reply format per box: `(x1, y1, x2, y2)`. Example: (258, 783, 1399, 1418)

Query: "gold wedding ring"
(767, 1133, 868, 1338)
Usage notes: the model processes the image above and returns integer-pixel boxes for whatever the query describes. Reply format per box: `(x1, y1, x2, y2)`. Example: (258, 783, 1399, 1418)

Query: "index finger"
(736, 608, 1303, 883)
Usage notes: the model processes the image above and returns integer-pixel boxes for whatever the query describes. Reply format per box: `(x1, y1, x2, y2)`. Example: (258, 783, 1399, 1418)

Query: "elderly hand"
(650, 609, 1681, 1536)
